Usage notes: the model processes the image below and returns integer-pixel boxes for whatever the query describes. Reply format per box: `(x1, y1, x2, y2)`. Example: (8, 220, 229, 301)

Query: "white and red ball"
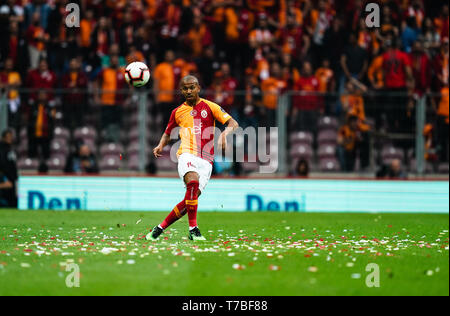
(124, 62, 150, 87)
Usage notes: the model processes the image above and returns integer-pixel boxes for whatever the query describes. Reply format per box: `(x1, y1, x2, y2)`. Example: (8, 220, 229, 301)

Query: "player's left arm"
(218, 117, 239, 152)
(206, 100, 240, 151)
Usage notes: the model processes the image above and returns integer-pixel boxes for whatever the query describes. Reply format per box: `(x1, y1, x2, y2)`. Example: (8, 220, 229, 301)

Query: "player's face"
(180, 80, 200, 103)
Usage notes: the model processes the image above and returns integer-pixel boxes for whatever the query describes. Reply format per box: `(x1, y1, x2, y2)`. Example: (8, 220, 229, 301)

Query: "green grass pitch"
(0, 209, 448, 296)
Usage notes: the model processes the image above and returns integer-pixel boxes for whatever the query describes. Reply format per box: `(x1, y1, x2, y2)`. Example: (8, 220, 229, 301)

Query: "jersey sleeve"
(164, 108, 178, 136)
(206, 100, 231, 125)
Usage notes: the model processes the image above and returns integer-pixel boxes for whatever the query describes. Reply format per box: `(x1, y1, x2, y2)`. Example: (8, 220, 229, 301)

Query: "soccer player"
(146, 75, 239, 241)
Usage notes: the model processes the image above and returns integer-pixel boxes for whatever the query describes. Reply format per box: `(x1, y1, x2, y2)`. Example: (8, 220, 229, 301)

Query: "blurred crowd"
(0, 0, 448, 176)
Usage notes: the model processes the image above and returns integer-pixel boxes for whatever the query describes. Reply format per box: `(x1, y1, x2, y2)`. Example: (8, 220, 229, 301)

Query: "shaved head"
(180, 75, 199, 87)
(180, 75, 201, 105)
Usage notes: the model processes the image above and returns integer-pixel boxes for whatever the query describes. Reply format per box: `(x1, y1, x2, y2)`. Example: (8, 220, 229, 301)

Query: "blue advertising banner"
(18, 176, 449, 213)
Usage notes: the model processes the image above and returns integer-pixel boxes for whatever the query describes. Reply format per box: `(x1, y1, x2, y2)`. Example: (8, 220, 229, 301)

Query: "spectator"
(423, 123, 439, 168)
(5, 21, 21, 68)
(79, 9, 95, 59)
(26, 11, 49, 69)
(126, 45, 146, 65)
(337, 114, 364, 172)
(277, 10, 310, 60)
(0, 129, 17, 208)
(249, 14, 275, 59)
(207, 70, 226, 107)
(291, 61, 321, 132)
(241, 68, 262, 128)
(220, 63, 239, 114)
(401, 17, 421, 54)
(94, 55, 127, 143)
(340, 33, 368, 93)
(25, 58, 57, 107)
(89, 16, 114, 69)
(410, 40, 431, 97)
(153, 50, 176, 124)
(155, 0, 182, 56)
(432, 38, 449, 91)
(195, 46, 218, 88)
(186, 14, 212, 59)
(341, 78, 371, 169)
(101, 43, 126, 69)
(422, 17, 441, 52)
(315, 59, 334, 93)
(292, 159, 309, 177)
(27, 91, 55, 172)
(65, 143, 99, 174)
(436, 84, 449, 162)
(46, 0, 79, 76)
(223, 0, 253, 69)
(433, 4, 449, 40)
(23, 0, 51, 30)
(315, 58, 335, 114)
(0, 0, 23, 65)
(376, 159, 408, 179)
(308, 0, 334, 68)
(0, 58, 22, 133)
(323, 16, 346, 77)
(118, 9, 138, 57)
(368, 49, 385, 91)
(60, 58, 89, 130)
(261, 62, 287, 127)
(280, 53, 300, 88)
(381, 37, 413, 132)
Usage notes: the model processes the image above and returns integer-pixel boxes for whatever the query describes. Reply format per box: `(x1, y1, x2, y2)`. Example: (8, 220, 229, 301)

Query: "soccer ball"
(124, 62, 150, 88)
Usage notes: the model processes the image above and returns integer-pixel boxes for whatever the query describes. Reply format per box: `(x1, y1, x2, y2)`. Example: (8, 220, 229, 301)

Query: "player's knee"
(184, 172, 199, 184)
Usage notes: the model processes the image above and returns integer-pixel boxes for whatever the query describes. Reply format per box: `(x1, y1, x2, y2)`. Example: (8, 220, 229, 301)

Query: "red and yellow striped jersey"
(164, 98, 232, 163)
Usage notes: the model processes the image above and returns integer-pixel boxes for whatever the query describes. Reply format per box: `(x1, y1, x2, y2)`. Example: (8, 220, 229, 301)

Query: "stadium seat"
(127, 112, 139, 127)
(100, 143, 124, 156)
(129, 127, 148, 143)
(319, 158, 340, 172)
(53, 127, 70, 141)
(289, 144, 313, 161)
(17, 158, 39, 171)
(381, 146, 404, 162)
(74, 126, 97, 141)
(50, 139, 69, 156)
(127, 154, 140, 171)
(19, 128, 27, 141)
(289, 131, 313, 146)
(83, 139, 97, 153)
(318, 116, 339, 132)
(408, 159, 434, 173)
(47, 155, 66, 171)
(318, 144, 337, 159)
(99, 155, 122, 171)
(438, 163, 449, 174)
(317, 130, 338, 146)
(16, 142, 28, 158)
(241, 161, 260, 173)
(155, 157, 177, 172)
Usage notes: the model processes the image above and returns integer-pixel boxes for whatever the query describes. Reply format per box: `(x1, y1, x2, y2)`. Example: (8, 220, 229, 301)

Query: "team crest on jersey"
(201, 110, 208, 118)
(190, 110, 197, 116)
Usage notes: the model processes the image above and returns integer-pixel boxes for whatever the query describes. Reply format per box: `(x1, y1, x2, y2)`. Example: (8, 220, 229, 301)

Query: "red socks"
(185, 180, 199, 228)
(160, 200, 187, 229)
(160, 181, 200, 230)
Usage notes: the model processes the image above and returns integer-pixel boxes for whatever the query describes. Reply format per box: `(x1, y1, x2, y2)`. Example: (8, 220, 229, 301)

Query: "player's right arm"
(153, 108, 178, 158)
(153, 134, 170, 158)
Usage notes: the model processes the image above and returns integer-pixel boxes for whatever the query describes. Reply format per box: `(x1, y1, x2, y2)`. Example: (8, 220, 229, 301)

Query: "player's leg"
(146, 200, 188, 241)
(184, 158, 212, 241)
(145, 171, 199, 241)
(183, 171, 203, 240)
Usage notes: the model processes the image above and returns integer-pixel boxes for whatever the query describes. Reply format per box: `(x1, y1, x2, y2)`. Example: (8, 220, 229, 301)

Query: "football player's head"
(180, 75, 201, 103)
